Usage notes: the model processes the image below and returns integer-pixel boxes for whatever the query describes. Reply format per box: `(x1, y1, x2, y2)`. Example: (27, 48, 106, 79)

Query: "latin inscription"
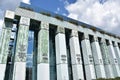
(114, 59, 118, 63)
(61, 55, 67, 63)
(99, 59, 103, 64)
(42, 53, 48, 63)
(76, 54, 81, 64)
(89, 55, 93, 64)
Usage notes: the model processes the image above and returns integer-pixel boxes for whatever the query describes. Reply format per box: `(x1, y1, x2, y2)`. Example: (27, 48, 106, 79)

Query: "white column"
(0, 10, 14, 80)
(113, 42, 120, 69)
(107, 40, 120, 77)
(0, 28, 12, 80)
(81, 33, 96, 80)
(99, 39, 114, 78)
(37, 22, 50, 80)
(13, 17, 30, 80)
(0, 29, 7, 62)
(69, 30, 84, 80)
(91, 36, 106, 78)
(55, 27, 69, 80)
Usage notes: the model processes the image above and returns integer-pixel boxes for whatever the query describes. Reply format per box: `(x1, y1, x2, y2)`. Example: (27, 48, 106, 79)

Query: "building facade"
(0, 3, 120, 80)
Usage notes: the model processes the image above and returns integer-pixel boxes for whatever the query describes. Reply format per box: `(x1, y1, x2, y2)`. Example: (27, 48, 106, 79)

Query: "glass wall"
(26, 30, 34, 80)
(49, 26, 57, 80)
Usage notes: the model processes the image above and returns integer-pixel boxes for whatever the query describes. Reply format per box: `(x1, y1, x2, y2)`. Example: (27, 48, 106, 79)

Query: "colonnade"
(0, 13, 120, 80)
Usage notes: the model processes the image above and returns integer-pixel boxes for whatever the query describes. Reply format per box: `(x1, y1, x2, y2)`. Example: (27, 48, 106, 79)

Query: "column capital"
(4, 11, 15, 28)
(100, 38, 106, 44)
(56, 26, 65, 34)
(40, 21, 49, 30)
(19, 17, 30, 26)
(108, 40, 112, 45)
(82, 33, 89, 40)
(114, 42, 118, 47)
(70, 30, 78, 37)
(93, 36, 98, 42)
(5, 10, 15, 22)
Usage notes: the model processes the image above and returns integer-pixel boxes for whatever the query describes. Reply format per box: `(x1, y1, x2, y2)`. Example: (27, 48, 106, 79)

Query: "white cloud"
(0, 20, 3, 29)
(0, 20, 3, 35)
(62, 13, 67, 16)
(59, 0, 70, 6)
(0, 9, 4, 20)
(55, 7, 61, 13)
(57, 7, 60, 12)
(0, 0, 30, 11)
(65, 0, 120, 36)
(22, 0, 31, 4)
(0, 0, 30, 17)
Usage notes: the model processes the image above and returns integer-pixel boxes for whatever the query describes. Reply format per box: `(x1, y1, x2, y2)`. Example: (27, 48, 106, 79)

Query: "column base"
(13, 62, 26, 80)
(85, 64, 96, 80)
(72, 64, 84, 80)
(104, 64, 114, 78)
(119, 64, 120, 72)
(0, 64, 6, 80)
(95, 64, 106, 78)
(37, 63, 49, 80)
(57, 63, 69, 80)
(112, 64, 120, 77)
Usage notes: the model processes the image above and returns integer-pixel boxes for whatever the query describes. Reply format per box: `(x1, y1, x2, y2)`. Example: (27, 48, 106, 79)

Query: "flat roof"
(19, 2, 120, 39)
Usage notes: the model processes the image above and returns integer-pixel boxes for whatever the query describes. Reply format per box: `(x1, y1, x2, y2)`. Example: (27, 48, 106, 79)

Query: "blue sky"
(30, 0, 76, 15)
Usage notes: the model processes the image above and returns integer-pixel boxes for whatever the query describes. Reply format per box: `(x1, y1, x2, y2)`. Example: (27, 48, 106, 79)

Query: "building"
(0, 2, 120, 80)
